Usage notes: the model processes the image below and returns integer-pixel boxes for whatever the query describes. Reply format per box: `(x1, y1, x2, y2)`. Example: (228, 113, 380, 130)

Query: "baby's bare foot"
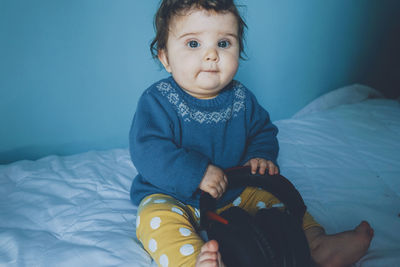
(195, 240, 225, 267)
(310, 221, 374, 267)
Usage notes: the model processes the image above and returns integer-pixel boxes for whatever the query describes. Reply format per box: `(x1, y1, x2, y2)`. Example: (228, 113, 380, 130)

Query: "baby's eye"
(187, 40, 200, 48)
(218, 40, 230, 48)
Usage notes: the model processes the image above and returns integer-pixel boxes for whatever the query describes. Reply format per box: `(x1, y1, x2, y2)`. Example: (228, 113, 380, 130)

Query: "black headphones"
(199, 166, 312, 267)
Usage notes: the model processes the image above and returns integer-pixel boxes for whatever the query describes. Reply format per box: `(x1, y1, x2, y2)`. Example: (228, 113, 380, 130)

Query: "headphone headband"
(200, 166, 306, 228)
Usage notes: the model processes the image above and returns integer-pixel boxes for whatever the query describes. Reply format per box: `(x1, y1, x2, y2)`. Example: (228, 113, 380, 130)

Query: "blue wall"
(1, 0, 399, 164)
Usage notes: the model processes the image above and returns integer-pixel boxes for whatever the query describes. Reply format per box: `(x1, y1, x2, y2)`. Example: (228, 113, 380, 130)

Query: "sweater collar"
(168, 76, 234, 109)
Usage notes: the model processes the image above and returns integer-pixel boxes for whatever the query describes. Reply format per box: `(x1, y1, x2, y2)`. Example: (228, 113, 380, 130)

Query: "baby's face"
(158, 9, 240, 99)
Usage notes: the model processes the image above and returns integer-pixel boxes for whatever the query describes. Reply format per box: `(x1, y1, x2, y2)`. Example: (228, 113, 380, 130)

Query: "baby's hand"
(244, 158, 279, 176)
(199, 165, 228, 199)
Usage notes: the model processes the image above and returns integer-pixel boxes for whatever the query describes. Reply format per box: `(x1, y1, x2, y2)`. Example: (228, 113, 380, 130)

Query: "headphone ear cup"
(255, 208, 292, 267)
(282, 212, 312, 267)
(207, 207, 277, 267)
(255, 208, 312, 267)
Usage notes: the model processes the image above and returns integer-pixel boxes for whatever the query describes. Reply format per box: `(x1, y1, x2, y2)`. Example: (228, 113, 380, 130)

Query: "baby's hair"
(150, 0, 247, 59)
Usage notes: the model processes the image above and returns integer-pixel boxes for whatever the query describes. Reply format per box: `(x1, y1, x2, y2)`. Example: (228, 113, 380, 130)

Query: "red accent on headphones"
(207, 211, 229, 225)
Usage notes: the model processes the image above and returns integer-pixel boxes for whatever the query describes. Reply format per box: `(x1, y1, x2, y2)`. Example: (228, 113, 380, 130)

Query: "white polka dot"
(150, 217, 161, 229)
(149, 239, 157, 252)
(256, 201, 266, 209)
(180, 244, 194, 256)
(179, 227, 191, 236)
(136, 216, 140, 228)
(154, 199, 167, 204)
(172, 207, 184, 215)
(194, 208, 200, 218)
(159, 254, 169, 267)
(143, 197, 152, 206)
(233, 197, 241, 206)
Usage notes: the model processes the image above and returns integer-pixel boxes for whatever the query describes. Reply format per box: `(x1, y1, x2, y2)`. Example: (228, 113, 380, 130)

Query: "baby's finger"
(266, 161, 277, 175)
(258, 160, 268, 175)
(215, 185, 223, 199)
(216, 182, 226, 198)
(215, 187, 223, 199)
(250, 159, 259, 174)
(220, 180, 227, 194)
(208, 187, 219, 199)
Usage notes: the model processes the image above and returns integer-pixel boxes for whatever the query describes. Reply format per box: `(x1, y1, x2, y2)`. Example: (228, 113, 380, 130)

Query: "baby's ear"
(158, 49, 172, 73)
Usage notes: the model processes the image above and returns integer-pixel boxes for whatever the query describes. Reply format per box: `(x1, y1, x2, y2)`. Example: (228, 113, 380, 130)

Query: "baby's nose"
(204, 48, 219, 62)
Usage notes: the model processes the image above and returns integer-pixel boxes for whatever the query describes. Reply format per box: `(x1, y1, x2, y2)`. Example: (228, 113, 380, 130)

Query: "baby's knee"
(136, 195, 205, 266)
(136, 194, 195, 238)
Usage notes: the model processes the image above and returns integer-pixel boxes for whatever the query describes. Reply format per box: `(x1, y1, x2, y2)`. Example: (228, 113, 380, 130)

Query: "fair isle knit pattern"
(156, 81, 246, 123)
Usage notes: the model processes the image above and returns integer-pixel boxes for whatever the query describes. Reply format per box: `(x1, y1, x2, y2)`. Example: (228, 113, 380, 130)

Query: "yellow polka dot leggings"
(136, 187, 320, 267)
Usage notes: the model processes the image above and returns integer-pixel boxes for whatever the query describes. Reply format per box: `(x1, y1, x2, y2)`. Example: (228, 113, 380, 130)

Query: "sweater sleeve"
(129, 91, 210, 199)
(242, 90, 279, 165)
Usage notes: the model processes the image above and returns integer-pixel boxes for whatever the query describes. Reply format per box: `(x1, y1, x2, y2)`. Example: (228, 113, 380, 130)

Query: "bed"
(1, 84, 399, 267)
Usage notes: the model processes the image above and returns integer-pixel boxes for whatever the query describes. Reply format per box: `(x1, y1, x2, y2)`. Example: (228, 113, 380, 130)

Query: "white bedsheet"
(1, 90, 399, 266)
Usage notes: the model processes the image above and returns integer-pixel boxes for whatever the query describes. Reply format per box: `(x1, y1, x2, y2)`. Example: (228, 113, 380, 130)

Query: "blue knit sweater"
(129, 76, 279, 208)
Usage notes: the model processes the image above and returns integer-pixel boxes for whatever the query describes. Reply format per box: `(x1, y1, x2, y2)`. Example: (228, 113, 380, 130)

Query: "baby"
(129, 0, 374, 266)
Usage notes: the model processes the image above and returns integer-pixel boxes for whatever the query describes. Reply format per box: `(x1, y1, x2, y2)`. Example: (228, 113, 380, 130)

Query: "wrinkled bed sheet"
(1, 87, 399, 266)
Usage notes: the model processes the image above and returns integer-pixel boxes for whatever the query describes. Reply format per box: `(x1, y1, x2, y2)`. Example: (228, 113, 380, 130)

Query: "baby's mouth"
(202, 69, 219, 73)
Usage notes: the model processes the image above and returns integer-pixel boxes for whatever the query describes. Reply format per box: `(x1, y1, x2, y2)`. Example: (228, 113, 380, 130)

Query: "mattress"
(1, 85, 399, 266)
